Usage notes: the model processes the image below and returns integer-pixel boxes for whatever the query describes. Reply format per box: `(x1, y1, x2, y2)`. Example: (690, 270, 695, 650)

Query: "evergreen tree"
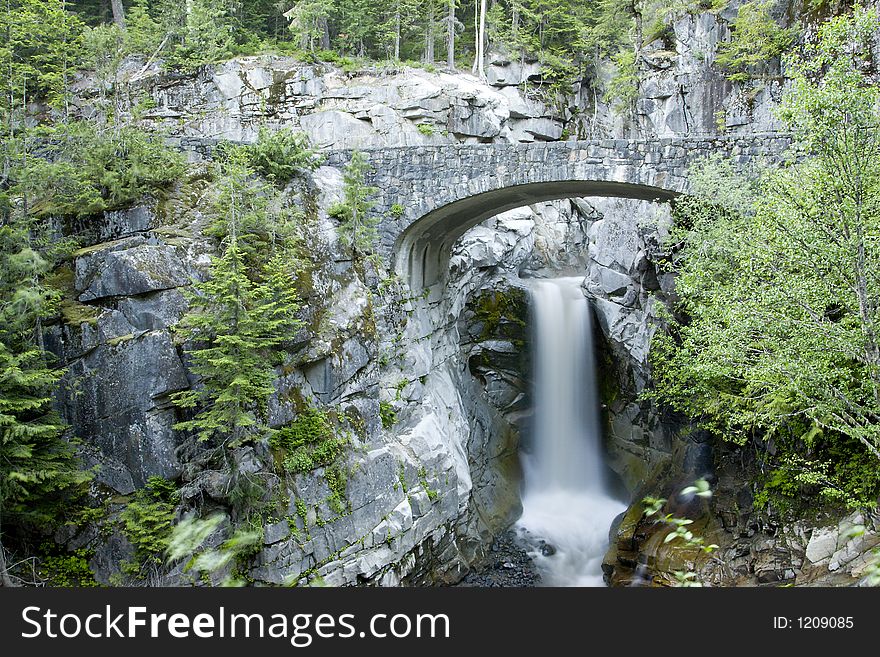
(0, 205, 88, 586)
(0, 0, 84, 113)
(329, 151, 379, 259)
(446, 0, 460, 68)
(173, 156, 303, 447)
(172, 237, 302, 446)
(110, 0, 126, 29)
(716, 0, 796, 83)
(284, 0, 335, 51)
(421, 0, 440, 63)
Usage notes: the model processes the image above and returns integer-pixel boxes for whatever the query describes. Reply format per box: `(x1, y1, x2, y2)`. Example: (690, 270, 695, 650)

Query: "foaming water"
(516, 277, 626, 587)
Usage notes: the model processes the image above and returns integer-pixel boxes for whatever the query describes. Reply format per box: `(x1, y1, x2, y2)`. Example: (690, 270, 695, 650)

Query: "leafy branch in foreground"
(642, 479, 719, 587)
(166, 513, 262, 586)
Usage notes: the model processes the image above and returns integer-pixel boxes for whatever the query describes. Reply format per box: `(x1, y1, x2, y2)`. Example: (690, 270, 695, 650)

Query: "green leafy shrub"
(38, 547, 98, 587)
(236, 127, 323, 185)
(165, 514, 263, 586)
(418, 466, 438, 501)
(18, 122, 186, 219)
(119, 477, 179, 568)
(270, 408, 347, 474)
(379, 401, 397, 429)
(649, 8, 880, 514)
(324, 465, 348, 515)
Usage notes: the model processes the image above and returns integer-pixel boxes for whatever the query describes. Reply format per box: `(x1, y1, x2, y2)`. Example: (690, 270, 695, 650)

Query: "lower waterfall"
(516, 277, 626, 586)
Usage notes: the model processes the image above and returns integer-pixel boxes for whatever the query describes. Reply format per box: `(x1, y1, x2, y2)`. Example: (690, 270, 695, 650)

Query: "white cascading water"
(516, 277, 626, 586)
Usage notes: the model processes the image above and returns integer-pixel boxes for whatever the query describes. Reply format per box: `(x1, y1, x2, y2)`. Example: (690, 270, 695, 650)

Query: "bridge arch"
(395, 179, 680, 289)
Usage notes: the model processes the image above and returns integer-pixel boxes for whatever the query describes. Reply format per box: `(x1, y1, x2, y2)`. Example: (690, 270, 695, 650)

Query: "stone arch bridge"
(185, 133, 791, 288)
(325, 133, 790, 288)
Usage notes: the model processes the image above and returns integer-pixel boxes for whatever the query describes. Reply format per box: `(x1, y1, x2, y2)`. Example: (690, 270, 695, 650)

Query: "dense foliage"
(652, 6, 880, 513)
(2, 0, 878, 585)
(716, 0, 796, 82)
(9, 122, 186, 219)
(0, 218, 89, 533)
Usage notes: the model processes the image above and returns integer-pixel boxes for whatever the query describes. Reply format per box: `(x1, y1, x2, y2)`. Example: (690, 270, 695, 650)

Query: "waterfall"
(516, 277, 626, 586)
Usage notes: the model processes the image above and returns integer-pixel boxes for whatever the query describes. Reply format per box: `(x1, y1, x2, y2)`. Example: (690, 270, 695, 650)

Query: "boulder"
(99, 204, 158, 241)
(76, 243, 191, 301)
(498, 86, 547, 119)
(510, 117, 563, 141)
(448, 104, 502, 138)
(586, 266, 632, 298)
(805, 527, 838, 564)
(117, 289, 188, 331)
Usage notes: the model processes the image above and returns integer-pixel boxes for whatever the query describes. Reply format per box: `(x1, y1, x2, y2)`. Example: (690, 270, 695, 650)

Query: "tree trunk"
(512, 1, 519, 38)
(394, 8, 401, 60)
(0, 517, 15, 587)
(424, 4, 435, 64)
(473, 0, 486, 78)
(110, 0, 126, 29)
(320, 17, 331, 50)
(446, 0, 455, 69)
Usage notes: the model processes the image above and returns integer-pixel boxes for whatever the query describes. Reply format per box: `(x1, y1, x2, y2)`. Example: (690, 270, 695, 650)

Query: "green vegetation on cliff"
(651, 6, 880, 513)
(172, 235, 303, 445)
(329, 151, 380, 259)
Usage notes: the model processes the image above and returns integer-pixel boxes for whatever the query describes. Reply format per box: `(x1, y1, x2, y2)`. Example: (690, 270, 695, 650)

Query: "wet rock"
(456, 530, 541, 587)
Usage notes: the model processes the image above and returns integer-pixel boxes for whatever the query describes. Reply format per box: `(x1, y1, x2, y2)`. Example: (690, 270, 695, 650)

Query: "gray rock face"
(299, 110, 379, 149)
(117, 289, 189, 331)
(76, 241, 192, 301)
(485, 58, 543, 87)
(448, 103, 503, 138)
(56, 330, 189, 489)
(509, 117, 564, 142)
(58, 203, 159, 245)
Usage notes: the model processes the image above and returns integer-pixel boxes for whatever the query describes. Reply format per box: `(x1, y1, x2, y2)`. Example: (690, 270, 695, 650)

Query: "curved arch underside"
(395, 180, 680, 289)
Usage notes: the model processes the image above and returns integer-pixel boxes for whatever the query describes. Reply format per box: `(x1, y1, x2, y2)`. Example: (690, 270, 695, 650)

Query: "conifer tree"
(0, 0, 84, 112)
(172, 237, 302, 446)
(172, 158, 303, 446)
(329, 151, 379, 259)
(0, 211, 88, 586)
